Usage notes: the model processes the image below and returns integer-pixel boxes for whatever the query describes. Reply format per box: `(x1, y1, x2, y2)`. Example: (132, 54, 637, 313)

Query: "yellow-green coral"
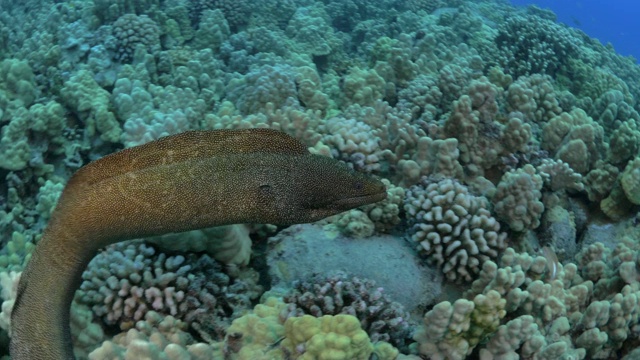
(224, 297, 401, 360)
(281, 314, 373, 360)
(334, 209, 375, 238)
(224, 297, 287, 360)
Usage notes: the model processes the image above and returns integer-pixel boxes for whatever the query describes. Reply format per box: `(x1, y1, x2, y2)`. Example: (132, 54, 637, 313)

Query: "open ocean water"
(512, 0, 640, 60)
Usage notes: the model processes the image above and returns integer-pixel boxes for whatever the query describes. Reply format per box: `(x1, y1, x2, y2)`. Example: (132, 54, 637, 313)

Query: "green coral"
(0, 59, 37, 107)
(0, 100, 66, 171)
(60, 70, 122, 143)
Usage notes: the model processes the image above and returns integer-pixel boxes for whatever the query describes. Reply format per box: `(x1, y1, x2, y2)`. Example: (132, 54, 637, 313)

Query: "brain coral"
(404, 177, 507, 282)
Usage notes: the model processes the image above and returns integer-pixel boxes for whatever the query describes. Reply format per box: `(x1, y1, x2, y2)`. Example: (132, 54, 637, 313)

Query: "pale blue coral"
(226, 63, 299, 115)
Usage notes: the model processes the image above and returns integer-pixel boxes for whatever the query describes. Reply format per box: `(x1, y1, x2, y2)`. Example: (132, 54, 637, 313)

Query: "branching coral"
(88, 311, 222, 359)
(414, 290, 506, 360)
(536, 158, 584, 193)
(60, 70, 121, 143)
(78, 242, 261, 339)
(459, 244, 640, 359)
(505, 74, 562, 124)
(396, 136, 463, 187)
(188, 0, 251, 30)
(321, 116, 384, 172)
(405, 177, 507, 282)
(493, 164, 545, 232)
(359, 178, 404, 233)
(281, 271, 413, 351)
(443, 76, 534, 176)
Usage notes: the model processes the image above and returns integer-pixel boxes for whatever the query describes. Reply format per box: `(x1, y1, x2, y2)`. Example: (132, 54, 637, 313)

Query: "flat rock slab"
(266, 223, 442, 317)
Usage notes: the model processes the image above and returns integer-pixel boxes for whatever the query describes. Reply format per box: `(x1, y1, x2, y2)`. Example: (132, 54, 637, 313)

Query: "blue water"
(511, 0, 640, 61)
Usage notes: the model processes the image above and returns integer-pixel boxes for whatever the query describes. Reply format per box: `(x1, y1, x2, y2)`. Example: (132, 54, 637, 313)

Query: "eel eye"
(260, 184, 271, 192)
(353, 181, 363, 191)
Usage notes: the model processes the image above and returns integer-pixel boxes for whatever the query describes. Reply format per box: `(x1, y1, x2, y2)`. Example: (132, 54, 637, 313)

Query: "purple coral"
(281, 271, 413, 351)
(78, 242, 262, 340)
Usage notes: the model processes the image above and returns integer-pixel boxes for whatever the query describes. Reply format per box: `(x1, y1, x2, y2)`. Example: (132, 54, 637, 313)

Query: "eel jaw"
(331, 190, 388, 210)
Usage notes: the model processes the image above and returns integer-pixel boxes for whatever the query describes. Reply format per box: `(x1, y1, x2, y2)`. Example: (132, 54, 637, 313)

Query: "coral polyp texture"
(2, 0, 640, 358)
(77, 242, 261, 339)
(112, 14, 160, 62)
(281, 271, 413, 351)
(405, 177, 507, 282)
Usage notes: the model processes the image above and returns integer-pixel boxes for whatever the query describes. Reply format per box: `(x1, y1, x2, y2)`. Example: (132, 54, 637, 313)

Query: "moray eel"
(10, 128, 386, 359)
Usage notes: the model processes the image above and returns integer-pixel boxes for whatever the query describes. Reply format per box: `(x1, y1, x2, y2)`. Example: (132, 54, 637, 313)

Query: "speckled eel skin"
(10, 128, 387, 359)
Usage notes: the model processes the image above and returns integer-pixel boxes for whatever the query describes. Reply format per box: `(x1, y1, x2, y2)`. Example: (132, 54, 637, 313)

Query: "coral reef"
(77, 242, 261, 340)
(405, 177, 507, 282)
(2, 0, 640, 358)
(281, 271, 413, 350)
(112, 14, 160, 62)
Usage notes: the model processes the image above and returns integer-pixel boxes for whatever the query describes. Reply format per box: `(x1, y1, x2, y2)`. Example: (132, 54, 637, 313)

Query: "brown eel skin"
(10, 128, 387, 359)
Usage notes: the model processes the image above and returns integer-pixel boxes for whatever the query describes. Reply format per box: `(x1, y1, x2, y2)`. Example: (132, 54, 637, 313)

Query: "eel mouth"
(332, 190, 388, 209)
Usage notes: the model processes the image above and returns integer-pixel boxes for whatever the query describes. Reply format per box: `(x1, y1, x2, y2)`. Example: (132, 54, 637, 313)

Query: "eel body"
(10, 128, 386, 359)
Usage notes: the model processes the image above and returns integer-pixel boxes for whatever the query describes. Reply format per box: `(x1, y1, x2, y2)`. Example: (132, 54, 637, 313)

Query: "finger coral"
(281, 271, 412, 351)
(405, 177, 507, 282)
(77, 242, 261, 339)
(493, 164, 545, 232)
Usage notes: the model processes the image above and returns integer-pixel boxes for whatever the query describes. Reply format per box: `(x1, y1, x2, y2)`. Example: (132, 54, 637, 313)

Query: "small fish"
(541, 246, 559, 281)
(571, 16, 582, 27)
